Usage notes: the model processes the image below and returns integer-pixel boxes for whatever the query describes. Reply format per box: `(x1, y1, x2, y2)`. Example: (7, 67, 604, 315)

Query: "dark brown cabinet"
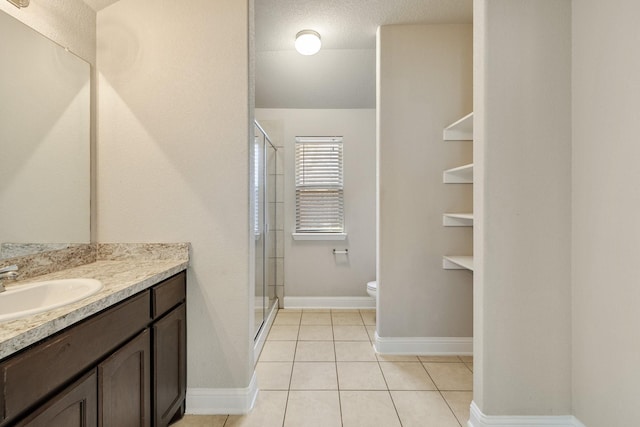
(153, 304, 186, 427)
(0, 271, 186, 427)
(0, 292, 150, 425)
(99, 329, 151, 427)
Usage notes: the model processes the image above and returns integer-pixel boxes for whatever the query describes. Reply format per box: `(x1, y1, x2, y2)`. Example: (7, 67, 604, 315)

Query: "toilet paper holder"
(332, 249, 348, 255)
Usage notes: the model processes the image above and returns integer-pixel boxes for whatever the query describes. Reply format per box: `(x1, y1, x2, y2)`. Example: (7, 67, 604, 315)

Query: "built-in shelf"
(443, 112, 473, 141)
(443, 213, 474, 227)
(443, 163, 473, 184)
(442, 113, 474, 275)
(443, 256, 474, 271)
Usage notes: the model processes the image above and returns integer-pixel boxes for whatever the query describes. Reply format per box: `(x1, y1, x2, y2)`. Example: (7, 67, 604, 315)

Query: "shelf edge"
(443, 256, 474, 271)
(443, 214, 474, 227)
(443, 112, 473, 141)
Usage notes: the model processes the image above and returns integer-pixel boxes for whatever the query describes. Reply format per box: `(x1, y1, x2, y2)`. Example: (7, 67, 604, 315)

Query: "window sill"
(292, 233, 347, 241)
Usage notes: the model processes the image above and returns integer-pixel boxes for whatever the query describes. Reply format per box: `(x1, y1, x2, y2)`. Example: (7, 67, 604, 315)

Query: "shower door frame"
(254, 120, 278, 340)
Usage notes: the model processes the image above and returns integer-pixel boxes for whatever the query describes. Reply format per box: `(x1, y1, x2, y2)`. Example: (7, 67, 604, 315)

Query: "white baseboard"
(374, 332, 472, 355)
(468, 401, 587, 427)
(186, 372, 258, 415)
(284, 296, 375, 309)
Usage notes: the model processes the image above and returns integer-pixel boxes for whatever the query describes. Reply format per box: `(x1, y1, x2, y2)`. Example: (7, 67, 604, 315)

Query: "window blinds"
(295, 137, 344, 233)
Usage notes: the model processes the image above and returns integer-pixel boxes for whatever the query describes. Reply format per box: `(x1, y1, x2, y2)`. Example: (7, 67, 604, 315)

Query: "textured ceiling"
(82, 0, 473, 109)
(256, 0, 472, 52)
(256, 0, 472, 109)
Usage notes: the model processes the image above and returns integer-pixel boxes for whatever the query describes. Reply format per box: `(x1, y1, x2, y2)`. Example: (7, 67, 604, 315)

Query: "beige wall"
(377, 24, 473, 339)
(474, 0, 572, 416)
(96, 0, 253, 392)
(255, 109, 376, 300)
(572, 0, 640, 425)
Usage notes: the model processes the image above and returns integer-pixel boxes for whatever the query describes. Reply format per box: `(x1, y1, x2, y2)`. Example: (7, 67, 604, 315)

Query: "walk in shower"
(254, 121, 278, 339)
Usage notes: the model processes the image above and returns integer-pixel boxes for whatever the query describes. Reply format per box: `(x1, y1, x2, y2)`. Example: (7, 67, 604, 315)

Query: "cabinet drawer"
(152, 272, 186, 319)
(0, 291, 151, 425)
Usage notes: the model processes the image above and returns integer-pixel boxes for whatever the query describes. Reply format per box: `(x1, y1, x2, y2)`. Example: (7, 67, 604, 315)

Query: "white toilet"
(366, 280, 377, 299)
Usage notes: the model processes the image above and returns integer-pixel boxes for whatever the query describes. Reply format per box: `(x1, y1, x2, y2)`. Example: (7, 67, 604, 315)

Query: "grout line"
(330, 310, 345, 426)
(419, 359, 440, 391)
(439, 390, 464, 427)
(387, 391, 405, 427)
(280, 309, 300, 427)
(421, 356, 472, 427)
(375, 325, 404, 427)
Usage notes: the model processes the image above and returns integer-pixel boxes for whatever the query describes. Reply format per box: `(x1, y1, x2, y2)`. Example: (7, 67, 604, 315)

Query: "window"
(294, 137, 345, 239)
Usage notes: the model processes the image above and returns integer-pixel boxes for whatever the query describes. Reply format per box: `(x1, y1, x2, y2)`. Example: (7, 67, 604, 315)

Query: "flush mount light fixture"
(7, 0, 29, 7)
(295, 30, 321, 56)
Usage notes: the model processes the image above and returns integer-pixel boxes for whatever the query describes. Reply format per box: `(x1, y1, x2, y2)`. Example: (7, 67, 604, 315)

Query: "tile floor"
(174, 309, 473, 427)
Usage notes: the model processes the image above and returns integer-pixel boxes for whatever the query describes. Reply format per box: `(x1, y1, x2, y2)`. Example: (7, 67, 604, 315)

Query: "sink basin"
(0, 278, 103, 322)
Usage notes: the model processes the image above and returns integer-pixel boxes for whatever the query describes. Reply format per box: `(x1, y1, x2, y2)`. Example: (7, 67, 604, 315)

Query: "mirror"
(0, 10, 90, 260)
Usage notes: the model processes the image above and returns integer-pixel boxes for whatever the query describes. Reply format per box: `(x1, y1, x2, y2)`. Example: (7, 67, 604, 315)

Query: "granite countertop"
(0, 258, 188, 360)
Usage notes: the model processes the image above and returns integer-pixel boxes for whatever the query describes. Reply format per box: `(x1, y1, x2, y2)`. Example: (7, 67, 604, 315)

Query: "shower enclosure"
(254, 121, 278, 338)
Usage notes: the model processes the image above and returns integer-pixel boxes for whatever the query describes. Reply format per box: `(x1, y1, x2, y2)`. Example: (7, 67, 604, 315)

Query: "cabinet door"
(16, 370, 97, 427)
(98, 329, 151, 427)
(153, 304, 186, 427)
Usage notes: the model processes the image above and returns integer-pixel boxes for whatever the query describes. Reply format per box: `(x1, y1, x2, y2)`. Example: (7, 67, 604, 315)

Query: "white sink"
(0, 278, 103, 322)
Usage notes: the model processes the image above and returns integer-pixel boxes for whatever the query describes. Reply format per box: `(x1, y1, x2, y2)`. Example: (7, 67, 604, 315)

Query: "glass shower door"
(254, 121, 278, 339)
(254, 129, 266, 337)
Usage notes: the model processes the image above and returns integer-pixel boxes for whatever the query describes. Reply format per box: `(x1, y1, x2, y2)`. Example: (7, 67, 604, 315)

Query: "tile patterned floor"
(173, 309, 473, 427)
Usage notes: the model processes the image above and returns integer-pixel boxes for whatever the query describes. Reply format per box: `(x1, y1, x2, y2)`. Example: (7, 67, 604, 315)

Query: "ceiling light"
(295, 30, 321, 56)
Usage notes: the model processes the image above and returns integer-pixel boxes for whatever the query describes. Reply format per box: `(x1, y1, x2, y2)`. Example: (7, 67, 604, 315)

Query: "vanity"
(0, 246, 189, 427)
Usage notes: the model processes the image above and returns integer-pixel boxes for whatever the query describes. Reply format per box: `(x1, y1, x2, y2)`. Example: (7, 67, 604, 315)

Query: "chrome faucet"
(0, 265, 19, 292)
